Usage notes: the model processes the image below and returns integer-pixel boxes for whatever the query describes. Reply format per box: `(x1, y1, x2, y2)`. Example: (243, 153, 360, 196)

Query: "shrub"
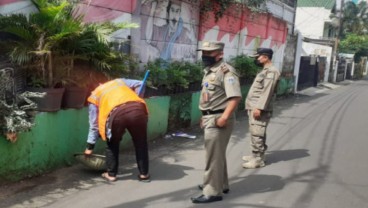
(229, 54, 261, 81)
(144, 59, 203, 90)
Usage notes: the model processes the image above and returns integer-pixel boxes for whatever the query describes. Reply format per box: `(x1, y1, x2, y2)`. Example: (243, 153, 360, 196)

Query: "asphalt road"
(1, 79, 368, 208)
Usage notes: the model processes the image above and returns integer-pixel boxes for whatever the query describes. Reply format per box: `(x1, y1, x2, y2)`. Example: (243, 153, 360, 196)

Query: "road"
(1, 79, 368, 208)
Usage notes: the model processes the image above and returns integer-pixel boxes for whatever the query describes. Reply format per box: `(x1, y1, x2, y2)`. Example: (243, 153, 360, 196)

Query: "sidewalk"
(296, 80, 354, 97)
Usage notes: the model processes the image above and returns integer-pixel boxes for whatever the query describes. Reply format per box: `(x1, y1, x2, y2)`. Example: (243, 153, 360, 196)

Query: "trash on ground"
(171, 132, 196, 139)
(164, 134, 173, 139)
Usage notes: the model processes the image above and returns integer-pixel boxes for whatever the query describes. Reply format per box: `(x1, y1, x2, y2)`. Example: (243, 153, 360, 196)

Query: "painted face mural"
(155, 0, 169, 19)
(141, 0, 198, 63)
(168, 2, 181, 31)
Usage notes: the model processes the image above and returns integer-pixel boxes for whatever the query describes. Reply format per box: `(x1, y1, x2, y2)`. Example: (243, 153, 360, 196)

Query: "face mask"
(254, 59, 264, 67)
(202, 55, 217, 67)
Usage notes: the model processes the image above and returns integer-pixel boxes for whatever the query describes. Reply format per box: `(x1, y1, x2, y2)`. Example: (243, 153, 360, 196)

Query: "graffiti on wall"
(75, 0, 138, 43)
(199, 5, 288, 69)
(0, 0, 289, 69)
(76, 0, 137, 22)
(140, 0, 199, 63)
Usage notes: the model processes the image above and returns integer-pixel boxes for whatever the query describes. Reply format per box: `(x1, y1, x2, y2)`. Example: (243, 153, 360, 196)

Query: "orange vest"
(87, 79, 148, 141)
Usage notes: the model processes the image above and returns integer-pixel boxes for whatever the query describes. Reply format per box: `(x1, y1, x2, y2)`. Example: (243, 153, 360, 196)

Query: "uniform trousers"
(248, 110, 271, 157)
(202, 113, 234, 196)
(106, 102, 149, 177)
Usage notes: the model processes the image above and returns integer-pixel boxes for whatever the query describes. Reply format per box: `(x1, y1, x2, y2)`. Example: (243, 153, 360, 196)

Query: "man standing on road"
(242, 48, 280, 169)
(191, 41, 241, 204)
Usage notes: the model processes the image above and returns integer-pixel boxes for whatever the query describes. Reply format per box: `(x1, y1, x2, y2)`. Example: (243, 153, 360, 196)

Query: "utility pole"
(338, 0, 345, 39)
(331, 0, 345, 82)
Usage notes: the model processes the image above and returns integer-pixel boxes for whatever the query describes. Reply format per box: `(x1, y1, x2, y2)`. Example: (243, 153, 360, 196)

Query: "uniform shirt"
(245, 63, 280, 111)
(199, 60, 242, 111)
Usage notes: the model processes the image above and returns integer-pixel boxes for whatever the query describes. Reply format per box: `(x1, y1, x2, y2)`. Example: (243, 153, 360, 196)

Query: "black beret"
(250, 48, 273, 59)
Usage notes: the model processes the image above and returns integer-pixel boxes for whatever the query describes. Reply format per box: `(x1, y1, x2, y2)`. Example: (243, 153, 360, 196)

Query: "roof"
(339, 53, 355, 58)
(297, 0, 336, 10)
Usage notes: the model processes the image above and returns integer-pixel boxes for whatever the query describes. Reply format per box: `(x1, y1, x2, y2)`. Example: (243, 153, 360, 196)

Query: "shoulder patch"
(226, 76, 235, 84)
(220, 64, 230, 74)
(266, 72, 275, 79)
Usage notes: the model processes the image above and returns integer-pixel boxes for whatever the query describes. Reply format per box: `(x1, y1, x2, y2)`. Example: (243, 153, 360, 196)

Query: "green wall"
(0, 96, 171, 183)
(190, 92, 201, 126)
(0, 109, 89, 182)
(277, 77, 294, 96)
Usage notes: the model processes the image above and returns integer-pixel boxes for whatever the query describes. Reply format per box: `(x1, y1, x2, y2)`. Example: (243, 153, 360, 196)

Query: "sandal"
(138, 174, 151, 183)
(101, 172, 117, 182)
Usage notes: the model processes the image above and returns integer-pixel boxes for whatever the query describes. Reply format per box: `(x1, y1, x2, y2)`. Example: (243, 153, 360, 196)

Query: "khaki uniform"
(245, 63, 280, 157)
(199, 60, 241, 196)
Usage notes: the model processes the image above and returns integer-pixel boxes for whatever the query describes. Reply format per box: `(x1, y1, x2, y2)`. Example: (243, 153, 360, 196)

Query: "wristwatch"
(86, 143, 95, 150)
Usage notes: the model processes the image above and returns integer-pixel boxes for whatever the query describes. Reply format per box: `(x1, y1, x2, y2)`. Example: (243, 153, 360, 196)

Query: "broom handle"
(138, 70, 150, 98)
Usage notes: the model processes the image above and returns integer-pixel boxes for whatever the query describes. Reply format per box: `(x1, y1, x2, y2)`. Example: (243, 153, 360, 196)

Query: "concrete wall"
(293, 32, 303, 92)
(0, 0, 289, 71)
(198, 4, 288, 71)
(266, 0, 296, 35)
(0, 0, 36, 15)
(283, 34, 297, 73)
(295, 7, 331, 39)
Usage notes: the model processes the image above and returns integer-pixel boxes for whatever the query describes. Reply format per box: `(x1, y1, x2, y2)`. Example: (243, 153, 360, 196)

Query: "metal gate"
(345, 62, 352, 79)
(298, 56, 319, 91)
(336, 58, 346, 82)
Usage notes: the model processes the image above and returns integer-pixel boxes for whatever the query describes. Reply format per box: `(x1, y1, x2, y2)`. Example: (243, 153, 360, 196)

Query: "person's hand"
(84, 149, 93, 155)
(200, 117, 204, 129)
(253, 108, 261, 120)
(216, 117, 227, 127)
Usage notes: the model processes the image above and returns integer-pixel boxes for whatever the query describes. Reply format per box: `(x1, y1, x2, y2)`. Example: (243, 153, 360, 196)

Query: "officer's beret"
(250, 48, 273, 59)
(197, 41, 225, 51)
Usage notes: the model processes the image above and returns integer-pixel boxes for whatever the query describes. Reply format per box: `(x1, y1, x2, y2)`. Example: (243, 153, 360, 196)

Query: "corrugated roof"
(297, 0, 336, 9)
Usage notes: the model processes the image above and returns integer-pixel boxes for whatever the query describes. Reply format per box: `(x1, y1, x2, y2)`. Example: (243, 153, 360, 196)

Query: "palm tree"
(0, 0, 138, 87)
(342, 1, 368, 37)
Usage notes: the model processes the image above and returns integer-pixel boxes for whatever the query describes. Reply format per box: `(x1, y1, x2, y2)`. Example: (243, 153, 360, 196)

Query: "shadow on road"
(266, 149, 310, 165)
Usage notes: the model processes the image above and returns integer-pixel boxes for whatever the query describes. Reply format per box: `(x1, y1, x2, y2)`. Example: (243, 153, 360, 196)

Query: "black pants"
(105, 102, 148, 177)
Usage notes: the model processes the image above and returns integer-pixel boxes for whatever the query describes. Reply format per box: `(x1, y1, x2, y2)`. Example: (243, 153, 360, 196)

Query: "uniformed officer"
(242, 48, 280, 169)
(191, 41, 242, 204)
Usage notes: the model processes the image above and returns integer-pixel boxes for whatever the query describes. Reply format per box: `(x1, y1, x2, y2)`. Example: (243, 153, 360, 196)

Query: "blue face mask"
(202, 55, 217, 67)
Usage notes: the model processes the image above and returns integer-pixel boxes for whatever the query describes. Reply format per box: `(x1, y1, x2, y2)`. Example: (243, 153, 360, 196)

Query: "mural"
(0, 0, 19, 6)
(75, 0, 137, 43)
(140, 0, 199, 62)
(199, 4, 288, 70)
(76, 0, 137, 22)
(0, 0, 36, 15)
(0, 0, 289, 70)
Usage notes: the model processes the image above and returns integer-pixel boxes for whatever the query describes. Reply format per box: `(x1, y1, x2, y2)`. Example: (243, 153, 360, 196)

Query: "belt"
(201, 109, 225, 115)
